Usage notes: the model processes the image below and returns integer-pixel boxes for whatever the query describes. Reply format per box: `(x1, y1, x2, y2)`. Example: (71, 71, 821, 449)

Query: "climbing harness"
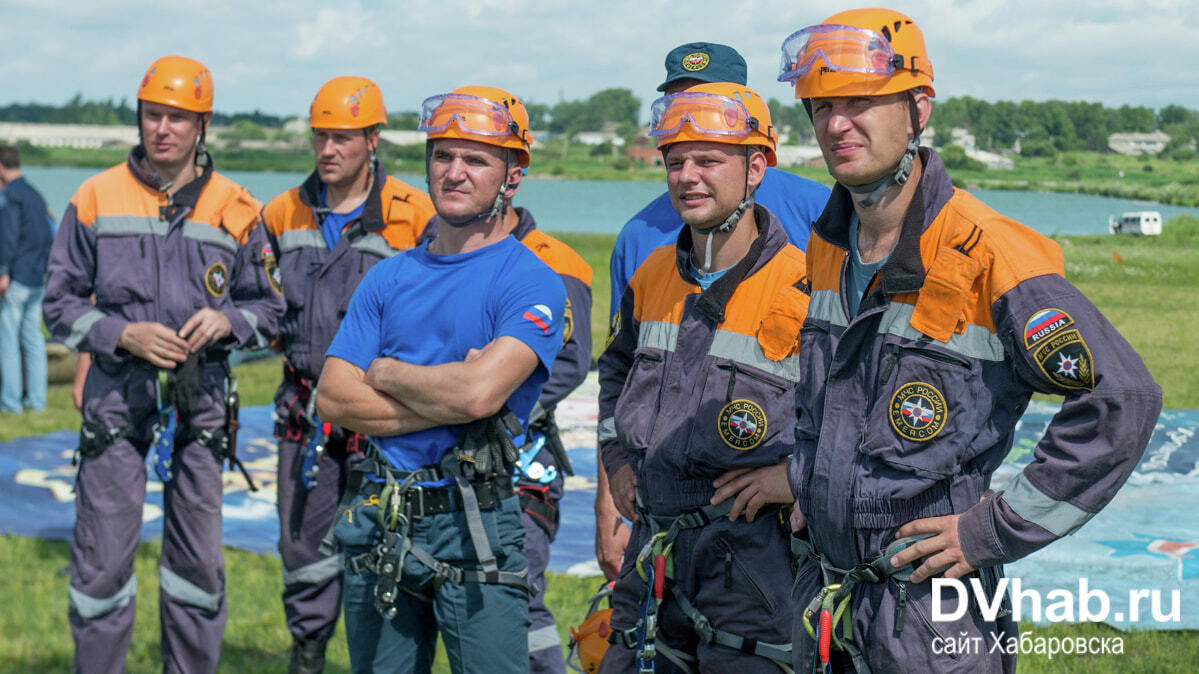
(328, 410, 532, 619)
(608, 500, 795, 673)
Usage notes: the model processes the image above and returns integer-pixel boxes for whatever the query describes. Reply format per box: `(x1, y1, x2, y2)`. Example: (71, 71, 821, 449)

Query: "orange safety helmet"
(651, 82, 778, 167)
(419, 85, 532, 167)
(568, 608, 613, 673)
(780, 8, 935, 100)
(310, 76, 387, 129)
(138, 55, 213, 113)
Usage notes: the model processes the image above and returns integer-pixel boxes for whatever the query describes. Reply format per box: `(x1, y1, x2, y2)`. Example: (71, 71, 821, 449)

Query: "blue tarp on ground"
(2, 381, 1196, 628)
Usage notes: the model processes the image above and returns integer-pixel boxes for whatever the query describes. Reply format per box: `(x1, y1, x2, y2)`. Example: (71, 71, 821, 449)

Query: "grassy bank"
(2, 223, 1196, 671)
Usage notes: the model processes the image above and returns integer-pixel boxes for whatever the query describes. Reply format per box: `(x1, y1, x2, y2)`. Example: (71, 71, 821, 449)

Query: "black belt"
(365, 472, 515, 519)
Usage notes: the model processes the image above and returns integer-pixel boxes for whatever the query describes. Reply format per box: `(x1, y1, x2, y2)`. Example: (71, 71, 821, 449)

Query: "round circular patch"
(718, 399, 767, 451)
(204, 261, 229, 297)
(888, 382, 947, 442)
(681, 52, 710, 72)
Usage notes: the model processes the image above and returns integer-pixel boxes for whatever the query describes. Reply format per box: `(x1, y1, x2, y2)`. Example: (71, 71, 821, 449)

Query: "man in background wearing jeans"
(0, 144, 53, 413)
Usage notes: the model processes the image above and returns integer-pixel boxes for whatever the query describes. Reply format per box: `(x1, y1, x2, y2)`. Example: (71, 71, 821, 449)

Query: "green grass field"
(1, 218, 1196, 671)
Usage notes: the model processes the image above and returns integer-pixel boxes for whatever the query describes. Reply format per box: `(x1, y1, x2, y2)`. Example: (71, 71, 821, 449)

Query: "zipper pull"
(724, 548, 733, 589)
(895, 582, 908, 633)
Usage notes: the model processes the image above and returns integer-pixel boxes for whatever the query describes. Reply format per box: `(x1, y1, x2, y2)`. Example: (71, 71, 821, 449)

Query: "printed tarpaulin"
(2, 387, 1196, 629)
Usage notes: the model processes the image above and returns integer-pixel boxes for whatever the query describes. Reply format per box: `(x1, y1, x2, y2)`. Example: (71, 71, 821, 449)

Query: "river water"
(23, 164, 1199, 237)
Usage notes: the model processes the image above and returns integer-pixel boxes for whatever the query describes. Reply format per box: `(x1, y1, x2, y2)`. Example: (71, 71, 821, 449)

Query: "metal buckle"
(409, 485, 425, 520)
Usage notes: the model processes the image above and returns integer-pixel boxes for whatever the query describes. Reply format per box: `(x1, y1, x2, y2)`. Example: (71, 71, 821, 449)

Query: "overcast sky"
(3, 0, 1197, 122)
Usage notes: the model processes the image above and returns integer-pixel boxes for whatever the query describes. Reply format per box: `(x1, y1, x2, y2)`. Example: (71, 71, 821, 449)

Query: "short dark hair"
(0, 145, 19, 169)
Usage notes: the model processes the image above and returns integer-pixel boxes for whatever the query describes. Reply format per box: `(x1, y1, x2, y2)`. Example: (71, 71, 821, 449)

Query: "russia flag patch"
(523, 304, 554, 334)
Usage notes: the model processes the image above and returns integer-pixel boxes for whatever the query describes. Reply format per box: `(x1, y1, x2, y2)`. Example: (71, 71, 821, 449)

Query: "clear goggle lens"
(649, 92, 753, 139)
(777, 24, 898, 83)
(418, 93, 515, 137)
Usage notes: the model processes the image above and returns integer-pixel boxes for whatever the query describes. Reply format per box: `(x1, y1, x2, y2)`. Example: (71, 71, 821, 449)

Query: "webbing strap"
(671, 589, 794, 671)
(453, 475, 499, 578)
(405, 544, 530, 592)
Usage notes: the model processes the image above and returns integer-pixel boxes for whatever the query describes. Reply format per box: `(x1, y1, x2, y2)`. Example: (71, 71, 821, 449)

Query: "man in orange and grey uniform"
(42, 55, 285, 674)
(262, 76, 435, 673)
(598, 82, 807, 672)
(421, 174, 592, 673)
(777, 9, 1161, 672)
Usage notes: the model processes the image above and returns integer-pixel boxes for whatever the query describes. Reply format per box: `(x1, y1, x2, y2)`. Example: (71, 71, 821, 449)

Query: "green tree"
(587, 88, 640, 127)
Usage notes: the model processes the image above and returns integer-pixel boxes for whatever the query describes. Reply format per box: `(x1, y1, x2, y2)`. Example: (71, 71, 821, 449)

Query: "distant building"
(377, 129, 427, 146)
(1108, 131, 1171, 156)
(775, 145, 824, 167)
(625, 144, 661, 165)
(0, 122, 138, 149)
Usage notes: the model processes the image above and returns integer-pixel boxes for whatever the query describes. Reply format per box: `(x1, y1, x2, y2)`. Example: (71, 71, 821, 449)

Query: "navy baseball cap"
(658, 42, 748, 91)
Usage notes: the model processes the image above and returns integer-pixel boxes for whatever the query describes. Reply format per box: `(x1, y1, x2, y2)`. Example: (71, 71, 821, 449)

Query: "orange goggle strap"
(777, 24, 925, 83)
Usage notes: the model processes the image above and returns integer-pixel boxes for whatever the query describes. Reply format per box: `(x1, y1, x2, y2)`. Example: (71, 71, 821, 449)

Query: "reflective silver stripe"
(160, 565, 223, 612)
(351, 232, 399, 258)
(597, 417, 616, 443)
(92, 214, 166, 237)
(66, 309, 107, 349)
(708, 330, 801, 383)
(282, 553, 343, 586)
(279, 228, 326, 251)
(239, 309, 267, 349)
(182, 220, 237, 251)
(878, 302, 1004, 362)
(807, 289, 848, 327)
(637, 321, 678, 352)
(1002, 472, 1094, 537)
(68, 574, 136, 619)
(528, 623, 562, 652)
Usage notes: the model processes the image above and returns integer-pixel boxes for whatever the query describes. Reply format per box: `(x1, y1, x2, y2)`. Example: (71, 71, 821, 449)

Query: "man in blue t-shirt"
(596, 42, 832, 579)
(317, 85, 565, 674)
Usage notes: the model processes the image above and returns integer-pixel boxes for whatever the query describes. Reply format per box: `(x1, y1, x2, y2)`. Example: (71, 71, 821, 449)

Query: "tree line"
(0, 93, 286, 128)
(5, 91, 1199, 158)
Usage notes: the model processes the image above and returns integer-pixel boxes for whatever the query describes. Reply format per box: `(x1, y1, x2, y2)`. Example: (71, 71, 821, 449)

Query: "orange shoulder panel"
(521, 230, 594, 286)
(198, 173, 263, 244)
(74, 164, 157, 224)
(938, 189, 1064, 309)
(630, 244, 692, 326)
(261, 187, 310, 237)
(804, 232, 845, 293)
(378, 177, 436, 251)
(720, 244, 808, 336)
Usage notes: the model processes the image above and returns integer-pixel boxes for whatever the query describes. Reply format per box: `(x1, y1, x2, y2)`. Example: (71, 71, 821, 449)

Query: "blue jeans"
(0, 279, 47, 412)
(336, 485, 530, 674)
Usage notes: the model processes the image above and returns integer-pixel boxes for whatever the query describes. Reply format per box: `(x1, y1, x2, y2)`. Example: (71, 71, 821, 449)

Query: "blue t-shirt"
(318, 184, 366, 250)
(608, 167, 830, 318)
(326, 235, 566, 477)
(688, 258, 732, 291)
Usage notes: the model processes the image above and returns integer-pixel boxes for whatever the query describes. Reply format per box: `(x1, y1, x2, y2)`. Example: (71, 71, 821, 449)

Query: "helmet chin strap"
(842, 93, 922, 208)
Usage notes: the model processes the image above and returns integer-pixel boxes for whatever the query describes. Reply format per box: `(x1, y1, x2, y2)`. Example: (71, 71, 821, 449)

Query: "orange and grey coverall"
(789, 148, 1162, 673)
(598, 209, 808, 672)
(43, 148, 284, 674)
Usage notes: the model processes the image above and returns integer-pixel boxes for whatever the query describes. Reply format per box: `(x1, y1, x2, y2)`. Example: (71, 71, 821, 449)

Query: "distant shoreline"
(19, 145, 1199, 207)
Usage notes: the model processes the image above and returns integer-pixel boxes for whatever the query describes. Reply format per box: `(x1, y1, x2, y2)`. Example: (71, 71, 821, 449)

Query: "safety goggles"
(777, 24, 903, 83)
(648, 92, 754, 139)
(418, 93, 518, 138)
